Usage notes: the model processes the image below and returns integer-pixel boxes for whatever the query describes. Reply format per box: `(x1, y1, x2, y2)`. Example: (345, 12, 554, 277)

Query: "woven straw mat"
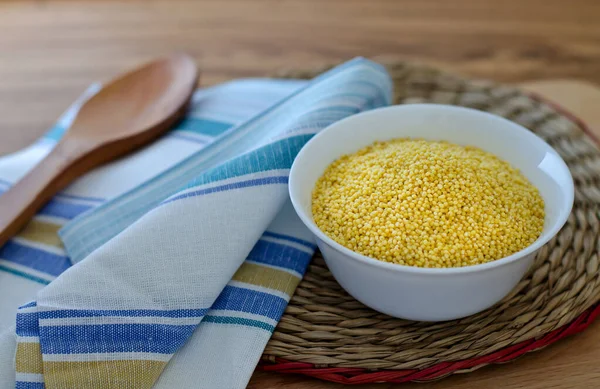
(261, 60, 600, 372)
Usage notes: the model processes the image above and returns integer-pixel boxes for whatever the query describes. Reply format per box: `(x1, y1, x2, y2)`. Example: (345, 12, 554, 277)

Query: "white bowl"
(289, 104, 574, 321)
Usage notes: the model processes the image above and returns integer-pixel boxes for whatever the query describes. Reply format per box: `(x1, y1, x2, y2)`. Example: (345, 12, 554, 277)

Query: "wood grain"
(0, 1, 599, 387)
(0, 0, 599, 156)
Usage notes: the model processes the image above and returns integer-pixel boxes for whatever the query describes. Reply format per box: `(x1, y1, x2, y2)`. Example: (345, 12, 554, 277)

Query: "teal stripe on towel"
(176, 117, 233, 137)
(203, 315, 275, 332)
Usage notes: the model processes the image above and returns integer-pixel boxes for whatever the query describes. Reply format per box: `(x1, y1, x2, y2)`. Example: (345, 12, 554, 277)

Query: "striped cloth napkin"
(0, 58, 392, 389)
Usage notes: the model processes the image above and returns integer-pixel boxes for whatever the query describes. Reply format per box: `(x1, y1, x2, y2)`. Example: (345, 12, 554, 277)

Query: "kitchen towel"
(0, 58, 392, 388)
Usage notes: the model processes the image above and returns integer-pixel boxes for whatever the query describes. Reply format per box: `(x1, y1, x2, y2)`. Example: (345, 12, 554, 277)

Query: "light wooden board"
(249, 80, 600, 388)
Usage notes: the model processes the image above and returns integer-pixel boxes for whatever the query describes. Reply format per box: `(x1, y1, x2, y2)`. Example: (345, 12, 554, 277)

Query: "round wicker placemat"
(259, 61, 600, 384)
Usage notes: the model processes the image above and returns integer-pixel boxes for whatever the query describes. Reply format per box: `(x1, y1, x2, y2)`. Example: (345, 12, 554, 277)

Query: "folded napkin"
(0, 58, 392, 389)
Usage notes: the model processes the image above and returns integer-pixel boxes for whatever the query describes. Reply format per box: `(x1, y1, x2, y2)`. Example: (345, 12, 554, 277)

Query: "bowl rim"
(289, 103, 575, 275)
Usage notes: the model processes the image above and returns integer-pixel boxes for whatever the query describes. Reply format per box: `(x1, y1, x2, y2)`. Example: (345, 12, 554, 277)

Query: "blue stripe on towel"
(163, 176, 288, 205)
(38, 308, 208, 319)
(44, 124, 67, 142)
(40, 323, 197, 354)
(176, 117, 233, 137)
(183, 134, 313, 190)
(211, 286, 287, 321)
(16, 382, 45, 389)
(16, 311, 40, 337)
(38, 199, 93, 220)
(247, 240, 313, 275)
(0, 241, 70, 277)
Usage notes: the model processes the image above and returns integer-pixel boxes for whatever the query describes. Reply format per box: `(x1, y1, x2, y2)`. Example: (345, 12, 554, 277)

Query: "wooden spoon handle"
(0, 141, 87, 247)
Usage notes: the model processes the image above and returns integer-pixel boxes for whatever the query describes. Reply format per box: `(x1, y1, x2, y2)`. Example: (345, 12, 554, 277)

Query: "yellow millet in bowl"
(311, 139, 545, 268)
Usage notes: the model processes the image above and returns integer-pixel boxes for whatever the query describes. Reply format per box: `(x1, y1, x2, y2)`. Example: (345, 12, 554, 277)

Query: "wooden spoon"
(0, 53, 199, 247)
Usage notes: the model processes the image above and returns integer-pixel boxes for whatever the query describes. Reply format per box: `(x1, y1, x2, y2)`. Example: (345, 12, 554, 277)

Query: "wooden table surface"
(1, 1, 599, 388)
